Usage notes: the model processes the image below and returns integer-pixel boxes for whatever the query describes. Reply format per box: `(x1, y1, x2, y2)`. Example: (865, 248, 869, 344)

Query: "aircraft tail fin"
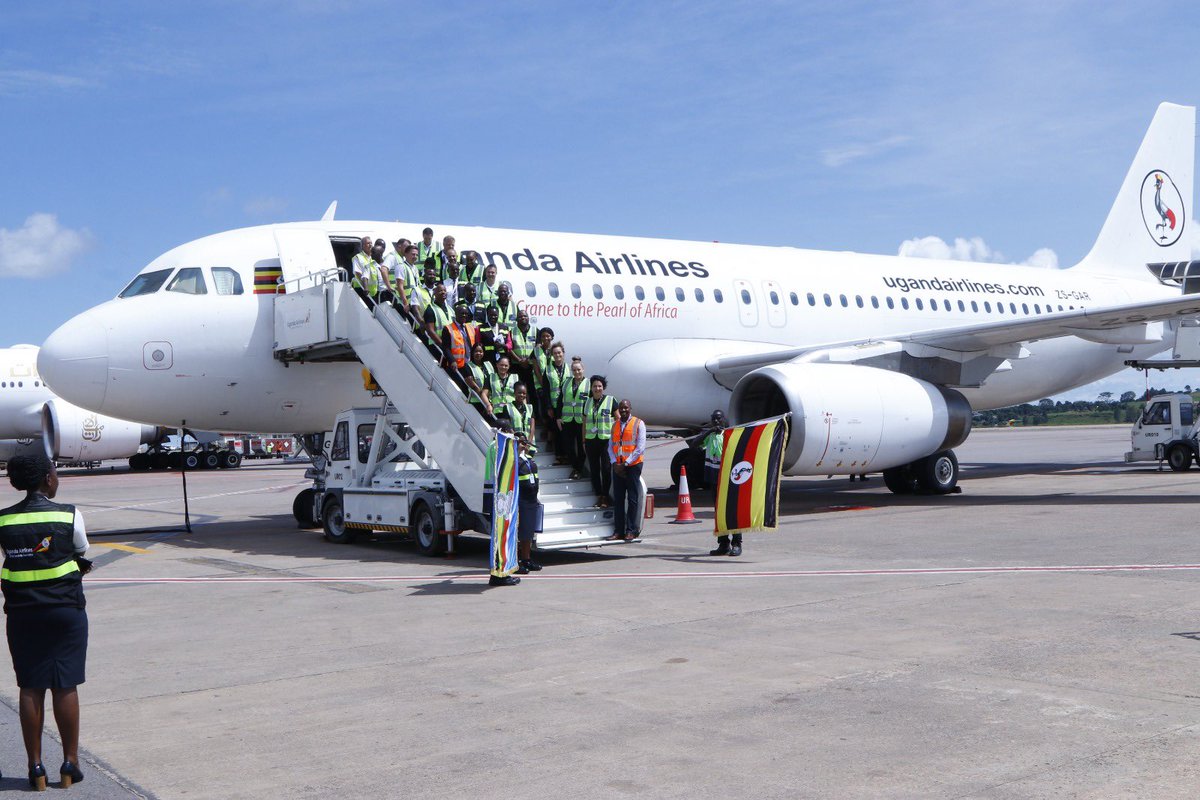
(321, 201, 337, 222)
(1074, 102, 1194, 278)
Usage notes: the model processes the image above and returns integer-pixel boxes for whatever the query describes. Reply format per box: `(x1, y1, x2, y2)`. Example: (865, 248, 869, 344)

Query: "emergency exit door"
(733, 279, 759, 327)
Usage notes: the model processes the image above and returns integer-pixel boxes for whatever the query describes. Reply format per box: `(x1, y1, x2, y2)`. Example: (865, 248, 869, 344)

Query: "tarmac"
(1, 424, 1199, 798)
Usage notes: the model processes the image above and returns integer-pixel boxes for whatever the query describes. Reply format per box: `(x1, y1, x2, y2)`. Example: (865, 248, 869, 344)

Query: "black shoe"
(523, 560, 542, 571)
(729, 544, 742, 557)
(29, 762, 45, 791)
(488, 575, 521, 586)
(709, 545, 730, 556)
(517, 562, 530, 575)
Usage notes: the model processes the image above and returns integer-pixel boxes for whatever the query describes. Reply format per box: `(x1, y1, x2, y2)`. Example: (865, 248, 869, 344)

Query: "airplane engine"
(729, 363, 972, 475)
(42, 400, 162, 462)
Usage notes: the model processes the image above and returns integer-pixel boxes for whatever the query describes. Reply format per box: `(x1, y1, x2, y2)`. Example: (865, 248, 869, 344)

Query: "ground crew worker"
(559, 357, 588, 479)
(350, 235, 373, 276)
(461, 250, 484, 285)
(371, 239, 397, 304)
(507, 310, 538, 399)
(395, 242, 421, 302)
(459, 283, 485, 323)
(532, 326, 555, 423)
(441, 252, 463, 307)
(544, 342, 568, 463)
(489, 356, 518, 410)
(439, 236, 458, 280)
(504, 383, 537, 447)
(478, 305, 509, 365)
(351, 236, 385, 306)
(441, 303, 479, 371)
(494, 282, 518, 329)
(582, 374, 615, 508)
(477, 264, 500, 309)
(607, 399, 646, 542)
(423, 282, 454, 353)
(463, 343, 494, 416)
(0, 454, 90, 790)
(515, 434, 543, 574)
(418, 228, 441, 272)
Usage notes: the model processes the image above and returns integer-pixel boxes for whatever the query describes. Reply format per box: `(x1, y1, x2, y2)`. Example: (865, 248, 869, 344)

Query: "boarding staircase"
(273, 273, 637, 550)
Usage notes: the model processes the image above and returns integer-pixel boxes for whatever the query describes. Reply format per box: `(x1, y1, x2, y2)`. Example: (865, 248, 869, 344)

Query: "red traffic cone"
(671, 465, 700, 524)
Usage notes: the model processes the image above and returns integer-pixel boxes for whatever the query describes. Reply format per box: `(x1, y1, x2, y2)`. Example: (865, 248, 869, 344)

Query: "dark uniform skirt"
(7, 606, 88, 689)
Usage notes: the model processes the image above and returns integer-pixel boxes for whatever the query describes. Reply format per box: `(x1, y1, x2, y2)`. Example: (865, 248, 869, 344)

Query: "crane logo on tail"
(1140, 170, 1185, 247)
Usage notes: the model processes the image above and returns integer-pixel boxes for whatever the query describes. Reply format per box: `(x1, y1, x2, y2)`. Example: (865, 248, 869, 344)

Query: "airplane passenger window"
(676, 287, 685, 301)
(548, 283, 560, 298)
(971, 301, 978, 312)
(526, 281, 537, 297)
(211, 267, 244, 295)
(901, 298, 909, 310)
(571, 284, 581, 299)
(1034, 304, 1041, 314)
(871, 296, 879, 309)
(957, 300, 965, 312)
(635, 286, 646, 301)
(915, 298, 924, 310)
(695, 288, 704, 302)
(823, 294, 831, 307)
(886, 297, 894, 309)
(594, 285, 603, 299)
(1009, 303, 1017, 314)
(119, 268, 173, 298)
(769, 291, 779, 305)
(655, 287, 665, 301)
(807, 293, 815, 306)
(615, 285, 625, 300)
(740, 289, 751, 305)
(984, 302, 992, 312)
(1058, 305, 1064, 311)
(1022, 303, 1029, 314)
(839, 294, 848, 307)
(713, 289, 723, 303)
(789, 292, 798, 306)
(942, 300, 951, 311)
(997, 303, 1004, 314)
(167, 267, 208, 295)
(855, 296, 863, 308)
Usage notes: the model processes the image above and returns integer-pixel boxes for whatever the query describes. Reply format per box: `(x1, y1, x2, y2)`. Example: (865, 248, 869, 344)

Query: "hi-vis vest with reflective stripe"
(510, 326, 536, 359)
(561, 378, 588, 424)
(352, 256, 382, 296)
(583, 394, 615, 439)
(446, 323, 479, 369)
(466, 360, 493, 405)
(489, 371, 517, 408)
(0, 499, 84, 611)
(505, 402, 534, 438)
(610, 415, 644, 466)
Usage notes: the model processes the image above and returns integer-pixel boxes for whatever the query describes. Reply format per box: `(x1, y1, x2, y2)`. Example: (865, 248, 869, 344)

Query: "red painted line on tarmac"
(87, 562, 1200, 585)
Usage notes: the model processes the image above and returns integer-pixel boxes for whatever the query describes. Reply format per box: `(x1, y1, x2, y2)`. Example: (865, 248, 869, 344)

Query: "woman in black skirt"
(0, 454, 90, 790)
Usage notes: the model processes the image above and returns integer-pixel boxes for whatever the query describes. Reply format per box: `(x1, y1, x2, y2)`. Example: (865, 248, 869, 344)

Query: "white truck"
(1124, 392, 1199, 471)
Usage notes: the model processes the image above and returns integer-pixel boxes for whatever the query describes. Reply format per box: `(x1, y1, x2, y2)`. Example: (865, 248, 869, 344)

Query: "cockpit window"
(211, 267, 244, 295)
(167, 268, 209, 295)
(119, 269, 173, 298)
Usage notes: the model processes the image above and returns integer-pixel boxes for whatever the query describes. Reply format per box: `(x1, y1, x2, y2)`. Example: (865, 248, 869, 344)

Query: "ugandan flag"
(253, 264, 283, 295)
(487, 431, 520, 577)
(715, 415, 789, 535)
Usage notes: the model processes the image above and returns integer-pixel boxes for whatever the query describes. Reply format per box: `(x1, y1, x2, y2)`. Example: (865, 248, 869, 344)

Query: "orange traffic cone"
(671, 465, 700, 524)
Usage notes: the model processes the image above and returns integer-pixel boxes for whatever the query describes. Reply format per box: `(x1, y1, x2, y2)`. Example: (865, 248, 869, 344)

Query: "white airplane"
(37, 102, 1200, 494)
(0, 345, 161, 465)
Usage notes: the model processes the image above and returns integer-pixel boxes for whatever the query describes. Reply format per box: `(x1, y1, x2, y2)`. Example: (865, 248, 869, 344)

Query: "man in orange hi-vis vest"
(606, 399, 645, 542)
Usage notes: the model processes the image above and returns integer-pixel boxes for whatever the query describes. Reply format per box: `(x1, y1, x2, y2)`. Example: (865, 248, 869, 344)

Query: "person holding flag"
(486, 428, 521, 587)
(711, 414, 790, 557)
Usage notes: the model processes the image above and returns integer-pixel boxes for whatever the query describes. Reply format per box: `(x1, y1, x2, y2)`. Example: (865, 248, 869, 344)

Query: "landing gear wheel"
(292, 488, 317, 528)
(322, 497, 355, 543)
(882, 465, 918, 494)
(915, 450, 959, 494)
(412, 503, 445, 556)
(1167, 445, 1193, 472)
(221, 451, 242, 469)
(669, 448, 707, 489)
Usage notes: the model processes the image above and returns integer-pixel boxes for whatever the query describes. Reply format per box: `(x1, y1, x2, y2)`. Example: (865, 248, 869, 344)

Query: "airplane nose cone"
(38, 315, 110, 412)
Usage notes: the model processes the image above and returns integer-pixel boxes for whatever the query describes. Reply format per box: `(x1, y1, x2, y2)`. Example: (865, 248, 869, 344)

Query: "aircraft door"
(733, 279, 759, 327)
(273, 229, 338, 291)
(762, 280, 786, 327)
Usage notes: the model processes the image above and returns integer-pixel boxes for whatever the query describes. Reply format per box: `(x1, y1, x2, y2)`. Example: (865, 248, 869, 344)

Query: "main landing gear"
(881, 450, 960, 495)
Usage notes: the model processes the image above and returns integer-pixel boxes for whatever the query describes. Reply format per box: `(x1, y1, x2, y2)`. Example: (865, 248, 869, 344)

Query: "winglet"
(321, 201, 337, 222)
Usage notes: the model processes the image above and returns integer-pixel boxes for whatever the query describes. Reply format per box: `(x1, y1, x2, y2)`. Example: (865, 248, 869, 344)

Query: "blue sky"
(3, 1, 1200, 401)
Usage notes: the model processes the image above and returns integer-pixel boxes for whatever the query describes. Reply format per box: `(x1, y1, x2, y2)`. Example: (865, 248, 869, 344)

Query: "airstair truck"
(1125, 392, 1198, 471)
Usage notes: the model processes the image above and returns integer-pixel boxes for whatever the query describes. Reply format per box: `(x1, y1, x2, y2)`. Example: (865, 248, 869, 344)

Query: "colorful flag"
(487, 431, 520, 577)
(253, 264, 283, 295)
(714, 415, 789, 535)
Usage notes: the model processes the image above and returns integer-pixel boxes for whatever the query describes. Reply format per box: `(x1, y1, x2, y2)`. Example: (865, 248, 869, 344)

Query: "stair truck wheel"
(221, 451, 242, 469)
(1167, 444, 1193, 472)
(182, 452, 201, 470)
(200, 451, 221, 469)
(322, 497, 355, 543)
(915, 450, 959, 494)
(292, 488, 317, 528)
(412, 502, 445, 556)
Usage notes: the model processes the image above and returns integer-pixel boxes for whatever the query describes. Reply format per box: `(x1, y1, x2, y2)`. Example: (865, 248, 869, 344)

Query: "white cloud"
(897, 235, 1059, 268)
(821, 135, 910, 168)
(0, 214, 93, 278)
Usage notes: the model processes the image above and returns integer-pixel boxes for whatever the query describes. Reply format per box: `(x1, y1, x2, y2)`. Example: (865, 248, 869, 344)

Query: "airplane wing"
(706, 293, 1200, 387)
